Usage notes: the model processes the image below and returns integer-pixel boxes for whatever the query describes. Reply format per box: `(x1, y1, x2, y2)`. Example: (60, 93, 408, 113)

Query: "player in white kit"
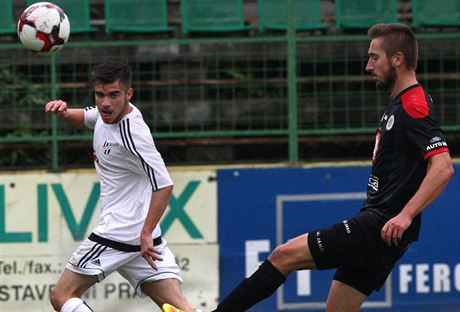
(45, 62, 195, 312)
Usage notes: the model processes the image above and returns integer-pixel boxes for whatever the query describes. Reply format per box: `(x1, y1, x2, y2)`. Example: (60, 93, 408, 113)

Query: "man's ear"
(391, 52, 404, 67)
(126, 87, 133, 101)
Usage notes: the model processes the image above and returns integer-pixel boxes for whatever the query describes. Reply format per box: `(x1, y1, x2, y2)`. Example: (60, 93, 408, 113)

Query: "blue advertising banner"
(218, 165, 460, 311)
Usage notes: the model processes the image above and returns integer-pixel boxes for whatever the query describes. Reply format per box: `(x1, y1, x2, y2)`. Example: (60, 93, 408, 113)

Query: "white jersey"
(84, 103, 173, 245)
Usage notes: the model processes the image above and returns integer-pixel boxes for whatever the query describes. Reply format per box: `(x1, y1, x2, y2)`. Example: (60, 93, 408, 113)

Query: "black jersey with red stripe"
(362, 84, 449, 242)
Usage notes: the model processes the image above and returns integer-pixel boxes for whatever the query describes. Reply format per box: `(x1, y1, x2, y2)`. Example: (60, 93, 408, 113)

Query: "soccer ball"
(17, 2, 70, 55)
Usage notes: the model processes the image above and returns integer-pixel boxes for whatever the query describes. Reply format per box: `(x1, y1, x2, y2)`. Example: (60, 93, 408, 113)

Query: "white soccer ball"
(17, 2, 71, 55)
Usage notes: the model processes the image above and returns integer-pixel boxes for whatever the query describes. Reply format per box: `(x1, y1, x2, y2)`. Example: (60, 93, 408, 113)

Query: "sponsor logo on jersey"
(90, 259, 101, 266)
(430, 136, 441, 143)
(342, 220, 351, 234)
(386, 115, 395, 130)
(426, 141, 448, 151)
(368, 174, 379, 192)
(316, 231, 325, 253)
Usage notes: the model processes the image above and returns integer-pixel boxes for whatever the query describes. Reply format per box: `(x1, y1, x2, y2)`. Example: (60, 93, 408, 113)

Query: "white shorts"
(66, 233, 183, 295)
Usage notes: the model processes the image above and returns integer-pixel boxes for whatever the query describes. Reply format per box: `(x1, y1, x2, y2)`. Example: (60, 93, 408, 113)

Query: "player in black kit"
(199, 23, 454, 312)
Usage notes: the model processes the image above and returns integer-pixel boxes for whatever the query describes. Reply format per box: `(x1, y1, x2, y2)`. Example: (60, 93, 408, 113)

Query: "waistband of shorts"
(88, 232, 162, 252)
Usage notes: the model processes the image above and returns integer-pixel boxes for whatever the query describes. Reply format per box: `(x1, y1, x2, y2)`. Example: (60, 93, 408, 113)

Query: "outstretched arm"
(381, 152, 454, 246)
(44, 100, 86, 129)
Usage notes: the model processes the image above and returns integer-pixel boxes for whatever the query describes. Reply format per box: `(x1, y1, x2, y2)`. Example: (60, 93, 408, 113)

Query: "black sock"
(214, 260, 286, 312)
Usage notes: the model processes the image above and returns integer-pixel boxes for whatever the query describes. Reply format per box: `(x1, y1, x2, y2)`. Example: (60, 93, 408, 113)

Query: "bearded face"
(375, 61, 397, 91)
(366, 38, 397, 93)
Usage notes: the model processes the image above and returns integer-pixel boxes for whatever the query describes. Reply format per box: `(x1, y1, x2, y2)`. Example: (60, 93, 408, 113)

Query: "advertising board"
(218, 165, 460, 311)
(0, 170, 218, 311)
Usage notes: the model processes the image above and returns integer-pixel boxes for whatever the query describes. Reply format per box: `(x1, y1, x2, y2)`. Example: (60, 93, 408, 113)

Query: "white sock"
(60, 298, 93, 312)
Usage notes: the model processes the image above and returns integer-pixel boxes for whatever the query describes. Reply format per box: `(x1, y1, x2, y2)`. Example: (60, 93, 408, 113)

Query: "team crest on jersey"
(386, 115, 395, 130)
(103, 141, 112, 155)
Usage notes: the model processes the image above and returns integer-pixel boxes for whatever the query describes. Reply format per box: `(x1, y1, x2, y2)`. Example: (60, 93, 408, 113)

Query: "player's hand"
(44, 100, 68, 117)
(140, 232, 163, 270)
(381, 213, 412, 247)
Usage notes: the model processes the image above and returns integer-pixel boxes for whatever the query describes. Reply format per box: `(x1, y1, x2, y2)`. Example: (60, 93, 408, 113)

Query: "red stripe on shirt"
(424, 147, 449, 160)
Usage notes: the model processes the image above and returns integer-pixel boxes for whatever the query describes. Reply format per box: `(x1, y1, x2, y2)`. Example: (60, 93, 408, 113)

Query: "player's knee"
(53, 297, 93, 312)
(268, 243, 291, 267)
(269, 240, 309, 275)
(49, 287, 76, 311)
(49, 287, 62, 311)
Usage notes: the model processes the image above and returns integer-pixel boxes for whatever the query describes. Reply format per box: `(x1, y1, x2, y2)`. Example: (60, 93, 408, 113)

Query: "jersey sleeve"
(83, 106, 99, 129)
(402, 90, 449, 160)
(118, 117, 173, 190)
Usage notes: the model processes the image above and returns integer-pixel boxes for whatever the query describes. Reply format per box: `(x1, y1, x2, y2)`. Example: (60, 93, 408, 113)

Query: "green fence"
(1, 32, 460, 169)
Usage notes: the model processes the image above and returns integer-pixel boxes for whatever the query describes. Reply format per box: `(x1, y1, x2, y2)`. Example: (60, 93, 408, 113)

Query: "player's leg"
(326, 280, 367, 312)
(119, 239, 195, 311)
(49, 269, 97, 311)
(51, 237, 130, 312)
(142, 278, 194, 312)
(214, 217, 365, 312)
(214, 233, 315, 312)
(327, 242, 407, 311)
(324, 211, 409, 312)
(268, 233, 317, 274)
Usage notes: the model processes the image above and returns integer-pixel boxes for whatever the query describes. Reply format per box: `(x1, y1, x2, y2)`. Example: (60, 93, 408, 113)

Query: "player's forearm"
(60, 108, 86, 129)
(141, 185, 174, 236)
(401, 152, 454, 219)
(45, 100, 86, 129)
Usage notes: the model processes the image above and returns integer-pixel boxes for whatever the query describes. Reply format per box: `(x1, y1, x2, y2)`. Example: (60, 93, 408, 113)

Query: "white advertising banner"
(0, 170, 218, 311)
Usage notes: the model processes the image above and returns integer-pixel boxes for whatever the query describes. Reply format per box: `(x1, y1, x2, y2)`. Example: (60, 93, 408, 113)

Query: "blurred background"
(1, 0, 460, 170)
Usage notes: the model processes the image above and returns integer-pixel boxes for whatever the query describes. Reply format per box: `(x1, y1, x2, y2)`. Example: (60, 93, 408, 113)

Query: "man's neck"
(390, 71, 418, 98)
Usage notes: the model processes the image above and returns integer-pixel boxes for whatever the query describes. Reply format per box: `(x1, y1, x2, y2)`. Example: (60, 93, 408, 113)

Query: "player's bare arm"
(141, 185, 174, 270)
(44, 100, 85, 129)
(381, 152, 454, 246)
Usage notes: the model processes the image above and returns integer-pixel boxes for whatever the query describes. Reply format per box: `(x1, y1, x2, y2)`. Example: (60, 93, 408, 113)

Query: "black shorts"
(307, 210, 409, 296)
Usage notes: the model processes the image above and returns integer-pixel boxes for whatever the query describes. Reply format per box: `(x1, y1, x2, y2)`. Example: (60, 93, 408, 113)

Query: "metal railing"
(1, 29, 460, 169)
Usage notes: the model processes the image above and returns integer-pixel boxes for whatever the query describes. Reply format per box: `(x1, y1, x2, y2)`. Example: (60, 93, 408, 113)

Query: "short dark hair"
(367, 23, 418, 70)
(91, 61, 132, 89)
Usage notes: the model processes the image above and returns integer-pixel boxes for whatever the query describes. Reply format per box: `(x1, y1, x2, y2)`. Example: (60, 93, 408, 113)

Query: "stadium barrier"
(1, 33, 460, 169)
(1, 162, 459, 311)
